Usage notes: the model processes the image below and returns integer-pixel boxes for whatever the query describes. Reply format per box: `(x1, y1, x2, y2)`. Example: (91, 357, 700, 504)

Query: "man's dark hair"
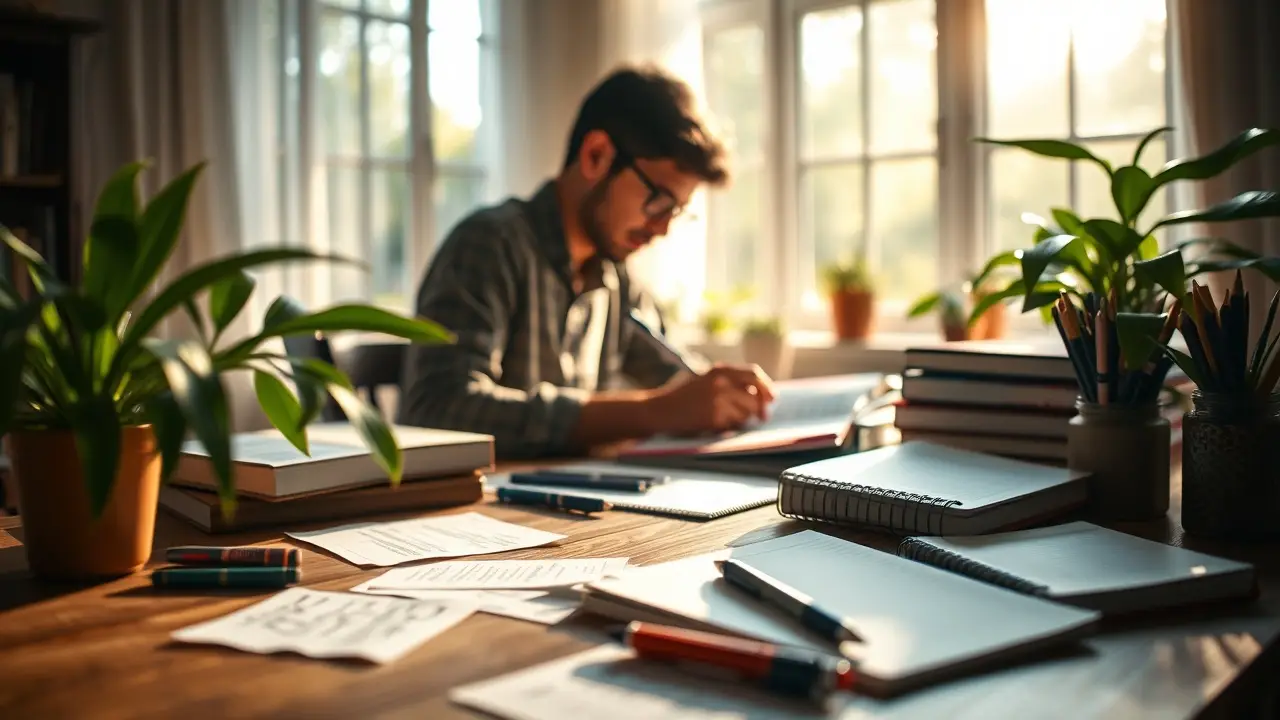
(562, 65, 729, 185)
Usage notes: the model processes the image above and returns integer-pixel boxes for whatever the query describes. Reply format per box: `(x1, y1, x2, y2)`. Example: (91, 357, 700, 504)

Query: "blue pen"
(495, 487, 612, 515)
(717, 558, 863, 644)
(513, 469, 665, 493)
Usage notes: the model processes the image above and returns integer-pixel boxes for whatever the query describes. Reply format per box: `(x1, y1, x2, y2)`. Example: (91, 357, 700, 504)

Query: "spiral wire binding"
(775, 471, 963, 536)
(897, 537, 1051, 597)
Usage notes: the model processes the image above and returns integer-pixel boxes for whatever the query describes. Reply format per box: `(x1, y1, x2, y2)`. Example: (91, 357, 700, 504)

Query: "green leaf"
(970, 249, 1021, 290)
(0, 299, 40, 437)
(906, 292, 942, 318)
(975, 137, 1112, 174)
(92, 160, 147, 220)
(83, 216, 141, 321)
(968, 279, 1024, 327)
(112, 248, 356, 386)
(147, 391, 187, 483)
(1022, 283, 1069, 313)
(290, 357, 348, 428)
(1080, 218, 1135, 258)
(143, 339, 235, 511)
(1133, 249, 1188, 302)
(1111, 165, 1155, 224)
(1189, 257, 1280, 283)
(127, 162, 206, 311)
(1157, 345, 1206, 388)
(1133, 126, 1172, 166)
(1250, 288, 1280, 378)
(209, 270, 257, 335)
(73, 396, 122, 518)
(263, 295, 307, 331)
(1020, 234, 1085, 293)
(1115, 312, 1167, 371)
(1050, 208, 1088, 237)
(327, 383, 402, 485)
(1150, 190, 1280, 232)
(1, 224, 60, 294)
(1152, 128, 1280, 186)
(264, 305, 454, 344)
(253, 369, 308, 454)
(1137, 234, 1160, 260)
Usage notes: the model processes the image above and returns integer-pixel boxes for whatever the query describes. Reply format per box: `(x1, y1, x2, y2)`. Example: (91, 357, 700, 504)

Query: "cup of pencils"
(1053, 290, 1172, 521)
(1178, 275, 1280, 539)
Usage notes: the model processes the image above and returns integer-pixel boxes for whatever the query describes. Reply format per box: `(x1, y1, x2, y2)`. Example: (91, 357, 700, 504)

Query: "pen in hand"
(717, 558, 863, 644)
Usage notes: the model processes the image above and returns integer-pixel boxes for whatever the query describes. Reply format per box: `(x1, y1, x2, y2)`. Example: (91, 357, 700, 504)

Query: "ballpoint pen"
(495, 486, 612, 515)
(717, 558, 863, 643)
(511, 469, 665, 493)
(610, 621, 856, 701)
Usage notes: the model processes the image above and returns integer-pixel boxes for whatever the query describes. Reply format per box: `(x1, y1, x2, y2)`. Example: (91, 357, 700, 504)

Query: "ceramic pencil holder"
(1066, 399, 1170, 521)
(1182, 390, 1280, 539)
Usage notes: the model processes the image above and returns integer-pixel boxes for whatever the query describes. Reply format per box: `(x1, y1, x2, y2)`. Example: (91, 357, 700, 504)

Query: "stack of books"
(159, 422, 494, 533)
(895, 338, 1187, 465)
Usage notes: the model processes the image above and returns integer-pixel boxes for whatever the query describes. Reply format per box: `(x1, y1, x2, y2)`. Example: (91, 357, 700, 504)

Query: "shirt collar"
(527, 179, 618, 295)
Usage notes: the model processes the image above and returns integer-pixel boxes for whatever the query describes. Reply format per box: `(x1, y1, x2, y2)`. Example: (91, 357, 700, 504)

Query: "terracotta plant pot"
(943, 324, 968, 342)
(830, 289, 875, 340)
(741, 332, 794, 380)
(9, 425, 161, 581)
(972, 300, 1007, 340)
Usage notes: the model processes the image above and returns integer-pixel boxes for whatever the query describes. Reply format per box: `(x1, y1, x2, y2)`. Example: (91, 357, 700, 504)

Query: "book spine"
(896, 538, 1051, 597)
(775, 472, 962, 535)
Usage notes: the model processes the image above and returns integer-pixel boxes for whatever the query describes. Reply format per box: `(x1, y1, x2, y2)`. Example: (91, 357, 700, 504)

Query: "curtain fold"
(1175, 0, 1280, 327)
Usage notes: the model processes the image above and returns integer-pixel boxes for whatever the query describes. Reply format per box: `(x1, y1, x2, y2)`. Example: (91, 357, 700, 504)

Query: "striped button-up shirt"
(398, 180, 692, 459)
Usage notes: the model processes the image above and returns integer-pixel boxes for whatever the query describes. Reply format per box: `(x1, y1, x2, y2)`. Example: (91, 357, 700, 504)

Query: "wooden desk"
(0, 468, 1277, 719)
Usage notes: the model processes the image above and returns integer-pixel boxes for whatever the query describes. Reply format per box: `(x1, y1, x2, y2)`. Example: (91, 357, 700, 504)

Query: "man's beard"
(577, 179, 623, 262)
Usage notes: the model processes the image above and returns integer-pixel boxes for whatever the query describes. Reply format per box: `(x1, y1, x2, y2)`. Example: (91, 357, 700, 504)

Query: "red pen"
(610, 621, 856, 701)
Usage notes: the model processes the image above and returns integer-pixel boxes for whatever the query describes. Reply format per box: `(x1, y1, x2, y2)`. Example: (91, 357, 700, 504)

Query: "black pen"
(495, 487, 612, 515)
(513, 469, 664, 493)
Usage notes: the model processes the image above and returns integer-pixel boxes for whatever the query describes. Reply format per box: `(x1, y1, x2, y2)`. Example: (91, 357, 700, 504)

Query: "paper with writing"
(170, 588, 475, 664)
(450, 645, 843, 719)
(352, 583, 580, 626)
(364, 557, 630, 591)
(286, 512, 566, 567)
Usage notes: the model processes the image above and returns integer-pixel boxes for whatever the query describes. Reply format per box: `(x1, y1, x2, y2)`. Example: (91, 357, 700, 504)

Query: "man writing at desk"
(399, 66, 774, 459)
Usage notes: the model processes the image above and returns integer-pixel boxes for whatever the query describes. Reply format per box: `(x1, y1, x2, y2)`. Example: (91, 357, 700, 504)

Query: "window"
(265, 0, 498, 309)
(694, 0, 1175, 333)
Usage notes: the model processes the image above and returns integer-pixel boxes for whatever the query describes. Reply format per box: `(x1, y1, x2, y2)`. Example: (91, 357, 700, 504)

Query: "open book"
(898, 521, 1258, 615)
(580, 530, 1099, 697)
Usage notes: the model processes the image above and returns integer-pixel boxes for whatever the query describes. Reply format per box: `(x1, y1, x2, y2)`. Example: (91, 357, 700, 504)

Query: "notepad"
(898, 521, 1258, 615)
(777, 441, 1089, 535)
(484, 462, 778, 520)
(580, 530, 1099, 696)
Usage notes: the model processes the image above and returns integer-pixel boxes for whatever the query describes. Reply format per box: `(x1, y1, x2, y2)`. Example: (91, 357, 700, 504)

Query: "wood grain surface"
(0, 465, 1277, 720)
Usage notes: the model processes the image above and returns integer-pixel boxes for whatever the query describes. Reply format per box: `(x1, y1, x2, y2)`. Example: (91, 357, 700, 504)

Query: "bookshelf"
(0, 6, 100, 293)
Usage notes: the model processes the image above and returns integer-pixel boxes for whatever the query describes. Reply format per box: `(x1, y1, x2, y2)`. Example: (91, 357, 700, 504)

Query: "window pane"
(367, 20, 411, 157)
(325, 0, 361, 9)
(318, 12, 362, 155)
(704, 24, 765, 161)
(430, 35, 482, 163)
(868, 0, 936, 154)
(371, 167, 410, 303)
(1078, 138, 1167, 230)
(435, 174, 485, 243)
(872, 158, 937, 302)
(707, 164, 762, 294)
(326, 164, 367, 300)
(989, 148, 1068, 252)
(986, 0, 1069, 137)
(368, 0, 409, 18)
(1072, 0, 1166, 136)
(801, 163, 864, 309)
(430, 0, 481, 40)
(800, 5, 863, 159)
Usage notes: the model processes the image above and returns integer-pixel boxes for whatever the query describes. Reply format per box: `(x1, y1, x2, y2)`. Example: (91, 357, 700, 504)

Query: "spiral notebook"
(777, 441, 1089, 535)
(897, 521, 1258, 615)
(483, 461, 778, 520)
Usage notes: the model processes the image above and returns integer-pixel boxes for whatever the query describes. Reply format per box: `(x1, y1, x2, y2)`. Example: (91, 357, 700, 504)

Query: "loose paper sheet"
(353, 585, 580, 626)
(170, 588, 475, 664)
(286, 512, 566, 567)
(363, 557, 631, 591)
(450, 645, 843, 719)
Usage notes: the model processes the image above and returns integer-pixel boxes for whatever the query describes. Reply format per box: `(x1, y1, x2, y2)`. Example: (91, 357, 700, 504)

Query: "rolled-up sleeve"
(397, 218, 589, 459)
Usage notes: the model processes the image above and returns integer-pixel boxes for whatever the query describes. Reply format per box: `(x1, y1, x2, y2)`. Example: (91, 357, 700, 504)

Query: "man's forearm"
(566, 389, 661, 450)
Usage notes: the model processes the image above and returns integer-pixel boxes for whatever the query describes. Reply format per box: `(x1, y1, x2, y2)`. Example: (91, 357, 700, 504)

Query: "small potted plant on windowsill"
(740, 315, 792, 380)
(908, 275, 1011, 342)
(821, 256, 875, 341)
(0, 160, 454, 582)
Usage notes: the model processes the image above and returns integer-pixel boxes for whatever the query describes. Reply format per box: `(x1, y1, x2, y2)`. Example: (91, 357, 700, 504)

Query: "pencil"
(1096, 305, 1109, 405)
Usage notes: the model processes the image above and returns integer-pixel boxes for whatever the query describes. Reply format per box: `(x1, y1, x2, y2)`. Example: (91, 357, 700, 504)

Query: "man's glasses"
(614, 149, 688, 221)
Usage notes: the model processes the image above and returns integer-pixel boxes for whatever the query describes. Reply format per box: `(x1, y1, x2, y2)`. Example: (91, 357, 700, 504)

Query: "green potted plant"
(698, 286, 751, 343)
(969, 127, 1280, 327)
(908, 270, 1014, 342)
(821, 255, 875, 341)
(0, 160, 454, 581)
(740, 315, 791, 380)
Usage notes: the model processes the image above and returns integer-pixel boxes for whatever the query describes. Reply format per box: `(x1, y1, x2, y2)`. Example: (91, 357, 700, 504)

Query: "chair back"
(282, 332, 346, 422)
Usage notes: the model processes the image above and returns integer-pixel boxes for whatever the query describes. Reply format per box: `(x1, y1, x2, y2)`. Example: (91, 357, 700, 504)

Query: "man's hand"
(644, 364, 776, 436)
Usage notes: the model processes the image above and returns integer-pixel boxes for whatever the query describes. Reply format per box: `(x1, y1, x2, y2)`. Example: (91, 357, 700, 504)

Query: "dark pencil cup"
(1067, 400, 1170, 521)
(1182, 391, 1280, 539)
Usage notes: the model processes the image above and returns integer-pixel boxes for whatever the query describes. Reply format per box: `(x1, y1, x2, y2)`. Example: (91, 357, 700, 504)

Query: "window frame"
(697, 0, 1177, 336)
